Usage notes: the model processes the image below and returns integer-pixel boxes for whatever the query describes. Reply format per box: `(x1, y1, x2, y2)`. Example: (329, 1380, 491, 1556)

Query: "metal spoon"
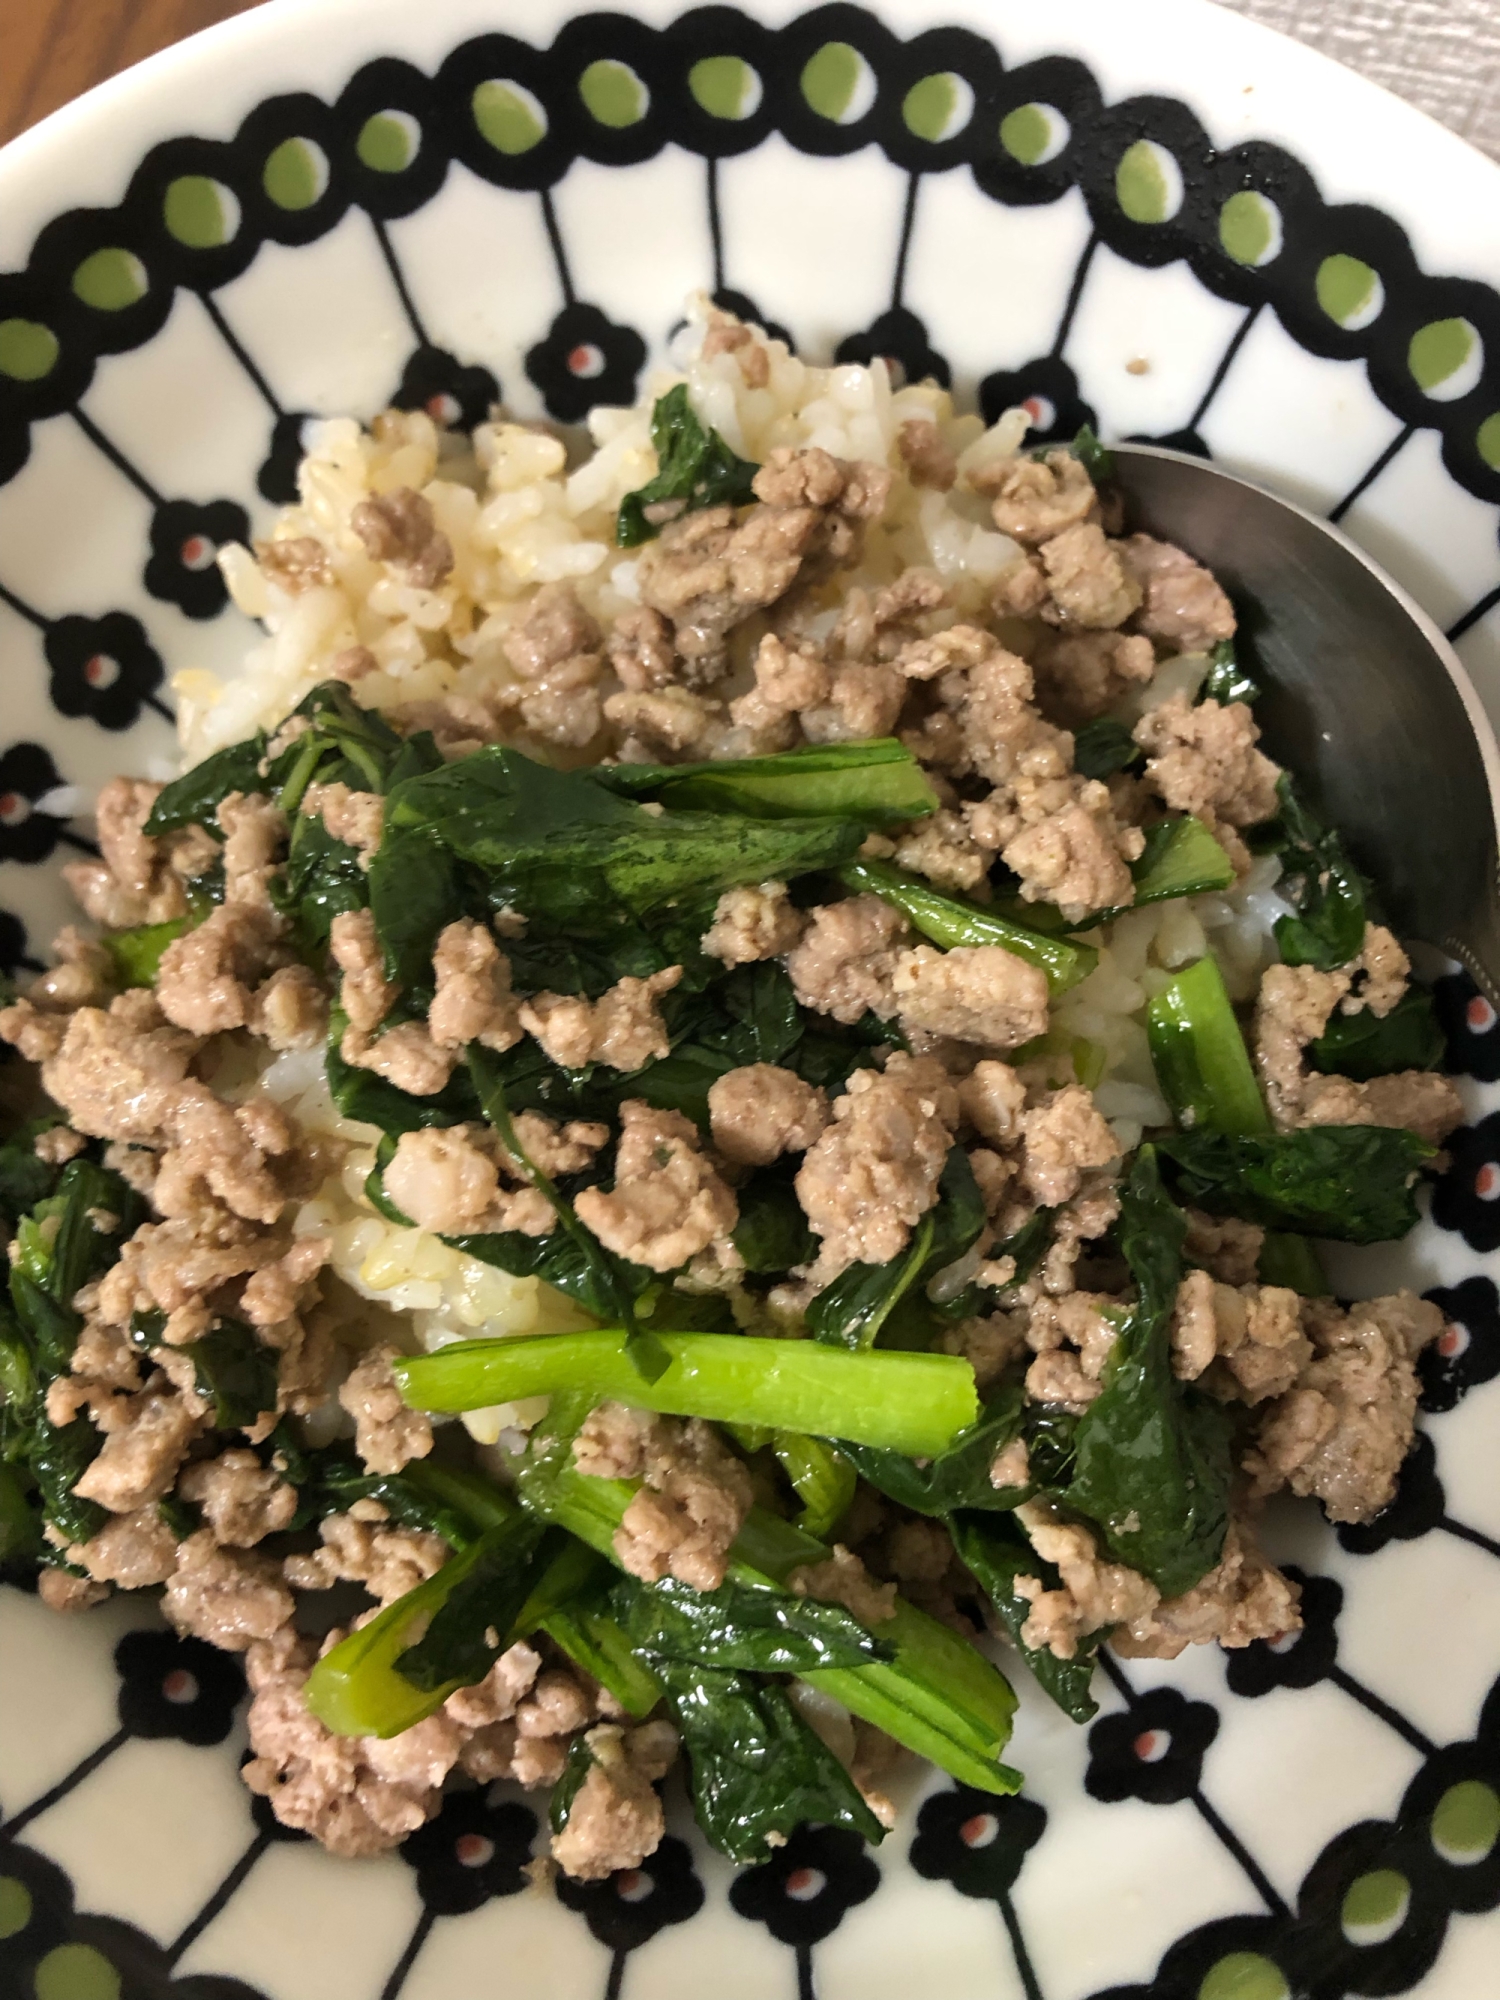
(1112, 443, 1500, 1003)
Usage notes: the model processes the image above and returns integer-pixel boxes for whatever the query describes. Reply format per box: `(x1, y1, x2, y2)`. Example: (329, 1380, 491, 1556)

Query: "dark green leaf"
(324, 1009, 480, 1134)
(1157, 1124, 1433, 1244)
(613, 1573, 893, 1672)
(1072, 718, 1142, 781)
(1066, 424, 1115, 485)
(1201, 639, 1260, 707)
(0, 1125, 61, 1231)
(549, 1732, 599, 1836)
(1127, 816, 1235, 909)
(0, 1461, 41, 1565)
(809, 1145, 985, 1351)
(1310, 986, 1445, 1081)
(1272, 776, 1368, 971)
(841, 1387, 1027, 1516)
(143, 733, 268, 836)
(733, 1167, 817, 1274)
(366, 828, 466, 990)
(394, 1518, 547, 1693)
(951, 1513, 1100, 1722)
(594, 740, 938, 826)
(27, 1410, 106, 1546)
(617, 384, 761, 548)
(189, 1320, 284, 1432)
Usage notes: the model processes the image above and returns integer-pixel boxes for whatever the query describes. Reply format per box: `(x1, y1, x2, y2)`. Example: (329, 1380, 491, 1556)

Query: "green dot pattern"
(33, 1944, 121, 2000)
(689, 55, 756, 120)
(163, 175, 232, 249)
(1001, 102, 1054, 165)
(801, 42, 861, 121)
(1476, 412, 1500, 469)
(71, 248, 146, 311)
(1432, 1778, 1500, 1861)
(262, 137, 322, 211)
(0, 1876, 31, 1940)
(0, 319, 59, 382)
(1117, 140, 1173, 224)
(472, 80, 547, 155)
(1409, 316, 1475, 392)
(579, 60, 646, 128)
(1220, 190, 1276, 267)
(1341, 1867, 1409, 1937)
(357, 113, 414, 173)
(1197, 1953, 1289, 2000)
(1316, 253, 1379, 326)
(903, 73, 960, 143)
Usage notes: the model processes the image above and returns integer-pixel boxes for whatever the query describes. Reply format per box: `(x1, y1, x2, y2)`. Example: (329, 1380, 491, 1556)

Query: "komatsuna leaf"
(1157, 1124, 1433, 1244)
(594, 739, 939, 827)
(394, 1519, 548, 1693)
(612, 1573, 893, 1673)
(841, 1386, 1028, 1516)
(1201, 638, 1260, 707)
(732, 1166, 817, 1274)
(808, 1145, 986, 1351)
(143, 733, 268, 836)
(950, 1513, 1101, 1723)
(1272, 776, 1368, 971)
(1310, 985, 1445, 1081)
(1072, 718, 1142, 781)
(617, 383, 761, 548)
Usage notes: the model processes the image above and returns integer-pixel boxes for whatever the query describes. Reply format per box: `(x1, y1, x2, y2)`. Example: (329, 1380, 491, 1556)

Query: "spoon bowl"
(1112, 444, 1500, 1002)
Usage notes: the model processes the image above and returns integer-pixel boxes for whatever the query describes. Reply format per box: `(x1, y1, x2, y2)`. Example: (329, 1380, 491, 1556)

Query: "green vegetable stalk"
(839, 859, 1098, 995)
(594, 740, 939, 826)
(1147, 954, 1267, 1137)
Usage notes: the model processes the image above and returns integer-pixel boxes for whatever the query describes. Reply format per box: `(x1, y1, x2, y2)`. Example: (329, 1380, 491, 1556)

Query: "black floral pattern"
(43, 611, 166, 730)
(978, 355, 1096, 443)
(1225, 1568, 1342, 1697)
(1337, 1430, 1446, 1557)
(1433, 968, 1500, 1082)
(0, 908, 36, 978)
(555, 1833, 704, 1950)
(114, 1629, 246, 1746)
(1085, 1685, 1219, 1805)
(1295, 1816, 1448, 1996)
(258, 410, 319, 505)
(391, 344, 499, 431)
(525, 302, 647, 424)
(712, 288, 792, 350)
(1421, 1277, 1500, 1413)
(398, 1791, 536, 1915)
(1430, 1111, 1500, 1254)
(835, 307, 950, 389)
(0, 743, 71, 865)
(144, 498, 250, 620)
(729, 1822, 879, 1946)
(909, 1786, 1046, 1900)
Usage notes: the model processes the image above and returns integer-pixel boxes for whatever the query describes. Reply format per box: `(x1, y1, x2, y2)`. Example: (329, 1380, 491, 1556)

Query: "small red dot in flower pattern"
(1468, 995, 1497, 1034)
(427, 393, 461, 426)
(784, 1867, 826, 1902)
(1475, 1163, 1500, 1202)
(180, 536, 215, 571)
(960, 1813, 999, 1849)
(162, 1669, 199, 1705)
(567, 344, 606, 380)
(0, 793, 25, 826)
(85, 654, 120, 689)
(1133, 1730, 1169, 1763)
(1438, 1322, 1469, 1358)
(455, 1834, 494, 1868)
(1023, 395, 1056, 430)
(615, 1869, 653, 1904)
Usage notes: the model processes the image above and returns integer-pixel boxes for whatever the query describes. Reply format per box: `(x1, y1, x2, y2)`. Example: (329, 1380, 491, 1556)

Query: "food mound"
(0, 299, 1462, 1882)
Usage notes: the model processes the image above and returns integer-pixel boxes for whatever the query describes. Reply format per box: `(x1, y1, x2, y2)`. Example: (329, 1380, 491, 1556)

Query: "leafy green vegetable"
(733, 1167, 817, 1274)
(1310, 986, 1445, 1080)
(26, 1410, 106, 1547)
(1147, 954, 1267, 1137)
(143, 733, 268, 836)
(394, 1520, 548, 1692)
(1157, 1125, 1433, 1244)
(613, 1573, 891, 1673)
(188, 1319, 281, 1431)
(1201, 638, 1260, 707)
(840, 859, 1097, 995)
(1258, 1231, 1330, 1297)
(0, 1125, 62, 1231)
(0, 1461, 40, 1565)
(951, 1514, 1101, 1722)
(104, 918, 189, 988)
(594, 740, 939, 826)
(1072, 718, 1142, 781)
(325, 1008, 479, 1133)
(841, 1387, 1028, 1517)
(1062, 1149, 1232, 1598)
(539, 1595, 665, 1719)
(617, 384, 760, 548)
(1126, 816, 1235, 910)
(1272, 776, 1367, 971)
(1066, 424, 1115, 485)
(773, 1432, 857, 1539)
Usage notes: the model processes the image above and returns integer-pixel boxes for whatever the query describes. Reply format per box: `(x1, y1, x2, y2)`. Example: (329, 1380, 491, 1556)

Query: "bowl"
(2, 2, 1500, 1995)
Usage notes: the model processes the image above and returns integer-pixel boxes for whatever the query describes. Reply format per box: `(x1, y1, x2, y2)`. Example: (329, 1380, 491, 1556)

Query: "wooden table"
(2, 0, 1497, 160)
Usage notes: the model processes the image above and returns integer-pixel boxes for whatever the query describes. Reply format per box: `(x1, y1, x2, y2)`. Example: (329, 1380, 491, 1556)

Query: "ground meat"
(497, 584, 606, 750)
(341, 1018, 457, 1097)
(247, 964, 328, 1050)
(982, 449, 1099, 546)
(893, 944, 1050, 1050)
(35, 1123, 88, 1165)
(178, 1449, 298, 1546)
(607, 605, 676, 691)
(728, 633, 831, 747)
(1020, 1087, 1122, 1207)
(1038, 523, 1142, 630)
(1244, 1289, 1443, 1523)
(445, 1640, 543, 1731)
(351, 486, 453, 589)
(605, 685, 719, 756)
(339, 1343, 433, 1476)
(1170, 1268, 1311, 1403)
(519, 966, 680, 1072)
(505, 1112, 609, 1179)
(60, 776, 212, 929)
(891, 809, 991, 893)
(75, 1506, 180, 1588)
(256, 535, 332, 593)
(427, 919, 523, 1053)
(240, 1237, 329, 1329)
(1002, 798, 1138, 920)
(218, 792, 289, 908)
(574, 1101, 737, 1273)
(795, 1057, 955, 1277)
(708, 1064, 829, 1167)
(1030, 630, 1156, 727)
(1183, 1208, 1265, 1287)
(550, 1721, 679, 1881)
(785, 895, 906, 1026)
(153, 1086, 292, 1226)
(937, 1308, 1029, 1389)
(703, 308, 771, 383)
(1023, 1291, 1120, 1409)
(163, 1531, 295, 1650)
(155, 903, 287, 1035)
(700, 880, 805, 966)
(1133, 692, 1280, 870)
(1010, 1499, 1159, 1658)
(72, 1387, 206, 1512)
(959, 1060, 1029, 1147)
(1113, 1518, 1301, 1660)
(990, 1438, 1031, 1491)
(303, 783, 384, 869)
(802, 662, 907, 745)
(26, 927, 116, 1016)
(283, 1510, 449, 1603)
(32, 997, 196, 1146)
(38, 1570, 111, 1612)
(383, 1123, 549, 1236)
(1299, 1069, 1465, 1146)
(574, 1403, 753, 1592)
(329, 908, 396, 1033)
(788, 1544, 898, 1625)
(1118, 533, 1237, 653)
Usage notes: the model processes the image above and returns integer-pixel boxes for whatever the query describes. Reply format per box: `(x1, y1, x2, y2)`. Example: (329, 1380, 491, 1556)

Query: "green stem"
(1147, 954, 1269, 1137)
(839, 859, 1097, 995)
(594, 740, 939, 826)
(395, 1330, 978, 1458)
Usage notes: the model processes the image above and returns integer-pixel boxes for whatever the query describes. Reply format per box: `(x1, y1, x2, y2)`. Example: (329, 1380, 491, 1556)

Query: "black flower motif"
(0, 907, 37, 978)
(1402, 1732, 1500, 1915)
(525, 302, 647, 424)
(391, 345, 500, 431)
(978, 356, 1096, 443)
(1337, 1430, 1446, 1556)
(835, 307, 950, 390)
(43, 611, 166, 730)
(144, 498, 251, 620)
(258, 410, 319, 505)
(1225, 1567, 1342, 1697)
(1295, 1815, 1447, 1997)
(0, 1838, 74, 1966)
(555, 1833, 704, 1950)
(0, 743, 70, 866)
(729, 1822, 879, 1947)
(398, 1790, 536, 1915)
(1420, 1277, 1500, 1413)
(1085, 1685, 1219, 1805)
(114, 1629, 246, 1745)
(1430, 1112, 1500, 1253)
(712, 289, 793, 351)
(1433, 969, 1500, 1082)
(1145, 1913, 1301, 2000)
(909, 1786, 1046, 1900)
